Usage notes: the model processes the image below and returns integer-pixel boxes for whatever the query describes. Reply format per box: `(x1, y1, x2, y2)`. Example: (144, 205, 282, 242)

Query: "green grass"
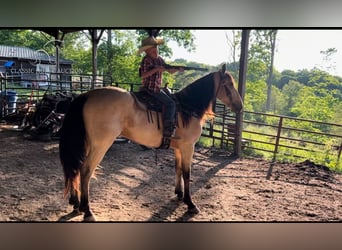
(241, 124, 342, 172)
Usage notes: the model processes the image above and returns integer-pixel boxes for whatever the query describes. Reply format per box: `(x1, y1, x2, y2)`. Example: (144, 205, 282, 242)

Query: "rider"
(137, 36, 183, 140)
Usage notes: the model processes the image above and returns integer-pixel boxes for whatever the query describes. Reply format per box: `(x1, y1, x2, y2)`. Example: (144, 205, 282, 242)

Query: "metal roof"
(0, 45, 73, 64)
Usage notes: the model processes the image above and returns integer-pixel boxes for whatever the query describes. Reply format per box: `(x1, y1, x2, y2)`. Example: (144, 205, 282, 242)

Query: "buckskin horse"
(58, 64, 243, 221)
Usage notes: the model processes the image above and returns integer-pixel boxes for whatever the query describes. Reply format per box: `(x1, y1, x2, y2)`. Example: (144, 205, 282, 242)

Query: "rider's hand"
(156, 66, 165, 73)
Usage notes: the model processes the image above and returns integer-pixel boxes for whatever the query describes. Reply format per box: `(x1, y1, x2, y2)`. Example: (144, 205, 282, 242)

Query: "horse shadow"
(146, 155, 239, 222)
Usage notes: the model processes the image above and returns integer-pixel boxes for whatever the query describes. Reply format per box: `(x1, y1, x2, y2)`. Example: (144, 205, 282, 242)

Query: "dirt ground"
(0, 124, 341, 222)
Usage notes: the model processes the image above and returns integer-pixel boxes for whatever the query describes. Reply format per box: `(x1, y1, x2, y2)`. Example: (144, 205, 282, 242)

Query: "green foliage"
(97, 30, 141, 83)
(197, 137, 215, 148)
(290, 86, 337, 127)
(135, 29, 195, 58)
(59, 32, 92, 74)
(281, 80, 303, 116)
(171, 61, 212, 89)
(244, 80, 267, 113)
(268, 85, 287, 114)
(242, 122, 342, 171)
(248, 30, 277, 83)
(0, 29, 50, 52)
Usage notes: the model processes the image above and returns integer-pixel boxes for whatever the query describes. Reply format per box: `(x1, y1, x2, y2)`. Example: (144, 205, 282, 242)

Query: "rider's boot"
(163, 120, 180, 140)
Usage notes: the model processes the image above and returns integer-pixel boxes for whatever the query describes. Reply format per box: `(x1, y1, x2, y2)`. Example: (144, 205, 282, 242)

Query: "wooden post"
(234, 30, 250, 157)
(89, 29, 104, 90)
(337, 141, 342, 167)
(54, 31, 65, 90)
(273, 116, 283, 161)
(266, 116, 283, 180)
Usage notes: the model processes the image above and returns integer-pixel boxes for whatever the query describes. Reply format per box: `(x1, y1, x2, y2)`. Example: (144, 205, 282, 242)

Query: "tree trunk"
(89, 29, 104, 90)
(105, 29, 113, 86)
(266, 31, 277, 111)
(234, 29, 250, 157)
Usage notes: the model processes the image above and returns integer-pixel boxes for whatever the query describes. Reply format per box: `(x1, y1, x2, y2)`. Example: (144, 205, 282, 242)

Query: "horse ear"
(221, 63, 226, 74)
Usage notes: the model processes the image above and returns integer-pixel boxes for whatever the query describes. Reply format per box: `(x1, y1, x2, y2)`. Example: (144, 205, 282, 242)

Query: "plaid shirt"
(140, 55, 165, 93)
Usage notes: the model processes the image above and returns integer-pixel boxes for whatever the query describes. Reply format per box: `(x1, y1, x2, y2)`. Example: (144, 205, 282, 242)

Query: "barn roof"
(0, 45, 73, 65)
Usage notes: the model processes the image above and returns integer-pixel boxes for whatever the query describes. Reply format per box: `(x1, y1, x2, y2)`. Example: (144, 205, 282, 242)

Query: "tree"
(248, 30, 278, 111)
(97, 30, 140, 84)
(281, 80, 304, 116)
(244, 80, 267, 113)
(105, 29, 113, 84)
(275, 69, 297, 89)
(290, 86, 337, 127)
(265, 30, 277, 111)
(225, 30, 241, 74)
(319, 47, 337, 74)
(135, 29, 195, 58)
(0, 29, 51, 51)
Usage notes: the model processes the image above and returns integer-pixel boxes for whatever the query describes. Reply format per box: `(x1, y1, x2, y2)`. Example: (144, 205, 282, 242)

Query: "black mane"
(174, 73, 215, 127)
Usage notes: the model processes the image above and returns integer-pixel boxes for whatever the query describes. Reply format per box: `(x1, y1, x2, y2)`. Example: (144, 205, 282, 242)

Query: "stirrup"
(170, 134, 181, 140)
(164, 130, 181, 140)
(163, 134, 181, 140)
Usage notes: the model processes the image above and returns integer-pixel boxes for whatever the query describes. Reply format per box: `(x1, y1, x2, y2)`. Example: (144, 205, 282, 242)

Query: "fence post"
(266, 116, 283, 179)
(273, 116, 283, 161)
(234, 29, 249, 157)
(337, 141, 342, 167)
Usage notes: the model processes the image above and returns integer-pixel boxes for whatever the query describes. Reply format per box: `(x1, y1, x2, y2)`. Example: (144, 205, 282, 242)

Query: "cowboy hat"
(137, 36, 164, 54)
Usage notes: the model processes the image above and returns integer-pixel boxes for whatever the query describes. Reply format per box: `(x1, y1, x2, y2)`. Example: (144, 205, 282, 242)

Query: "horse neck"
(175, 73, 216, 117)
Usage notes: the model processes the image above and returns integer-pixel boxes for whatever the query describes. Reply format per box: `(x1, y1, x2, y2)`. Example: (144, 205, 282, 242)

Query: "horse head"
(214, 64, 243, 113)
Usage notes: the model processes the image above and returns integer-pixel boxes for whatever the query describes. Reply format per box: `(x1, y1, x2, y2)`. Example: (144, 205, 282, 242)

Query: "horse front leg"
(174, 148, 183, 200)
(181, 144, 200, 214)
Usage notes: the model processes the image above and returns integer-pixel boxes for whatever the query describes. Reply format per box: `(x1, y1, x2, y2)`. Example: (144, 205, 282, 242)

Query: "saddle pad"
(132, 90, 164, 112)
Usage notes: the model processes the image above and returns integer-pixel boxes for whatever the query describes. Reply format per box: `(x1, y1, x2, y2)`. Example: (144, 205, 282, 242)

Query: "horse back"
(84, 87, 135, 112)
(85, 88, 138, 125)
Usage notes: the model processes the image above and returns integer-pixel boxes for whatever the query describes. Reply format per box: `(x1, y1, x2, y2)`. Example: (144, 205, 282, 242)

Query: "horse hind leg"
(78, 154, 102, 221)
(58, 174, 83, 221)
(68, 175, 83, 216)
(79, 142, 115, 222)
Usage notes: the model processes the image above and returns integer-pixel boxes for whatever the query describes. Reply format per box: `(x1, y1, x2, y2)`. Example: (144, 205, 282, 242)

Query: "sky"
(169, 29, 342, 77)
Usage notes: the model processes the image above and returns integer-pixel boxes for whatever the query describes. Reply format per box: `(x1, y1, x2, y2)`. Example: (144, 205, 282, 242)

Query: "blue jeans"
(149, 89, 176, 136)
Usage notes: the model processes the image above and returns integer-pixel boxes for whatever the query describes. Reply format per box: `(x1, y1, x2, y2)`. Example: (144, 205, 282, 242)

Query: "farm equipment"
(23, 91, 77, 141)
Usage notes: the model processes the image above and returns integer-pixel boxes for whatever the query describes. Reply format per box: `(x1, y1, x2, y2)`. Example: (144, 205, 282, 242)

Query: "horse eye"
(226, 80, 234, 87)
(224, 85, 232, 97)
(222, 79, 232, 87)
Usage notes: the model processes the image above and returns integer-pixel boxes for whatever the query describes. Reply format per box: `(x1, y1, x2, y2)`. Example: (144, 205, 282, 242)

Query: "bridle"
(214, 71, 232, 100)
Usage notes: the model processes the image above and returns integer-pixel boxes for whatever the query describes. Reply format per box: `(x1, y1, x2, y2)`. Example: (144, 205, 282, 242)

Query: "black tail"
(59, 93, 89, 197)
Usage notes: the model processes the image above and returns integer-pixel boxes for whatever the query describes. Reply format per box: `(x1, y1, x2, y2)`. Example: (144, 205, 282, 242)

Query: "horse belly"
(121, 112, 163, 148)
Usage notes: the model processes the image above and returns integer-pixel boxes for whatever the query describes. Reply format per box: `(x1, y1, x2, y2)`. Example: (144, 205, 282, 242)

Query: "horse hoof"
(175, 190, 183, 201)
(57, 209, 83, 221)
(83, 215, 96, 222)
(188, 206, 200, 214)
